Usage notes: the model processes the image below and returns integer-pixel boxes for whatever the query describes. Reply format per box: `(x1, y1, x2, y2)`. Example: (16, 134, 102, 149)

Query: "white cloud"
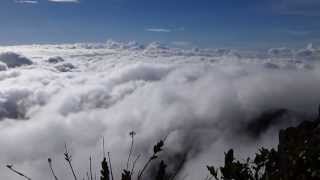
(146, 27, 185, 33)
(146, 28, 172, 33)
(48, 0, 79, 2)
(14, 0, 80, 4)
(14, 0, 38, 4)
(0, 42, 319, 180)
(0, 62, 8, 71)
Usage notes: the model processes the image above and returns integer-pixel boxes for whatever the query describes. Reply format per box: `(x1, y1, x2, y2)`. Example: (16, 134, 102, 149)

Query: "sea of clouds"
(0, 41, 319, 180)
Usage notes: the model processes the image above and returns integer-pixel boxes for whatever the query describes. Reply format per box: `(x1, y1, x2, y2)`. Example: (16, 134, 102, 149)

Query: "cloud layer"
(0, 41, 319, 180)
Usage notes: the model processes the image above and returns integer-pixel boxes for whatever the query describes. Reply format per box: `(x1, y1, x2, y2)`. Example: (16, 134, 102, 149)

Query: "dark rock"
(277, 119, 320, 180)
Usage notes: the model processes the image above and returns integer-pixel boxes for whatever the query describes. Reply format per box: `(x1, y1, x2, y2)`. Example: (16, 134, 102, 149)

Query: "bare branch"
(48, 158, 59, 180)
(107, 152, 114, 180)
(64, 143, 78, 180)
(6, 165, 32, 180)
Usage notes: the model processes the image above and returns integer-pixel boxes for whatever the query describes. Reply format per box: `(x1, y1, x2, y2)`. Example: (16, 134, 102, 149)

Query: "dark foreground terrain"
(7, 111, 320, 180)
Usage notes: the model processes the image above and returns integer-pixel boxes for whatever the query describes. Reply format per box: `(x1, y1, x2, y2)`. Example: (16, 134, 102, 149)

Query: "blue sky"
(1, 0, 320, 48)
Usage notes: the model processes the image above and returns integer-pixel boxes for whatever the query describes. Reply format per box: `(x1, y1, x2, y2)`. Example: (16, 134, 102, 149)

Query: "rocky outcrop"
(277, 119, 320, 180)
(207, 109, 320, 180)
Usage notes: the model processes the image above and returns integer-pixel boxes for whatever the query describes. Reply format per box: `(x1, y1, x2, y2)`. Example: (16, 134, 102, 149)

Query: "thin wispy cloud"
(146, 28, 172, 33)
(48, 0, 79, 2)
(14, 0, 38, 4)
(273, 0, 320, 16)
(146, 27, 185, 33)
(286, 29, 311, 36)
(14, 0, 79, 4)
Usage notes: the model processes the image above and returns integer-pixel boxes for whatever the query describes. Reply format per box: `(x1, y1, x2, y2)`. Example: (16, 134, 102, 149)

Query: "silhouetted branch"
(90, 156, 93, 180)
(130, 154, 141, 176)
(126, 131, 136, 170)
(137, 140, 164, 180)
(48, 158, 59, 180)
(102, 137, 106, 159)
(108, 152, 114, 180)
(64, 143, 78, 180)
(6, 165, 32, 180)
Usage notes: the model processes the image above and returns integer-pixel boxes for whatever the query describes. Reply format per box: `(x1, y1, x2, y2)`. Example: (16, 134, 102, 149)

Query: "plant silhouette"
(5, 107, 320, 180)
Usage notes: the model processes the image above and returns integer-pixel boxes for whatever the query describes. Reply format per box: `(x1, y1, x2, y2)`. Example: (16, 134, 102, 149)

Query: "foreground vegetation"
(6, 114, 320, 180)
(206, 118, 320, 180)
